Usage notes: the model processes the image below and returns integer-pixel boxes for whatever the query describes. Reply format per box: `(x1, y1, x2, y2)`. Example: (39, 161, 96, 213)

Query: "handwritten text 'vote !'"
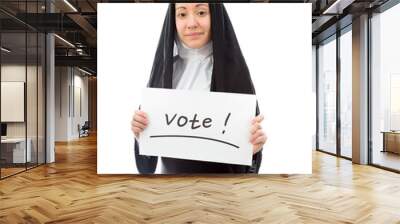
(165, 112, 232, 134)
(148, 112, 239, 149)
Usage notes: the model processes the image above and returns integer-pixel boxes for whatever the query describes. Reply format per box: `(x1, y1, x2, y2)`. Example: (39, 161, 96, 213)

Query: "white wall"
(55, 66, 89, 141)
(1, 65, 40, 138)
(71, 72, 89, 138)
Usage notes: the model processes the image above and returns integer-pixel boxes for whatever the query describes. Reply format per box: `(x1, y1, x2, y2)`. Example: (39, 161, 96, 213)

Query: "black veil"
(135, 3, 262, 174)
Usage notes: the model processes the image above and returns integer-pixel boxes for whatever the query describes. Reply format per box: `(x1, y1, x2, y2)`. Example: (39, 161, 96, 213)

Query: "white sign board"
(139, 88, 257, 166)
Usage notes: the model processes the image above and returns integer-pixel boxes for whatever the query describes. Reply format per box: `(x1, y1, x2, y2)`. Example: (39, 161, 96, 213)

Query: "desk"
(381, 131, 400, 154)
(1, 138, 31, 163)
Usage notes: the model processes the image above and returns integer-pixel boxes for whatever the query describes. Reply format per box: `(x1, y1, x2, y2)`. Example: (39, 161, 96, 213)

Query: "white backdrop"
(97, 3, 312, 174)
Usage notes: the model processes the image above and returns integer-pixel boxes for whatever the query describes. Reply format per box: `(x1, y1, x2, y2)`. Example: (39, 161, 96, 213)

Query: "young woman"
(131, 3, 267, 174)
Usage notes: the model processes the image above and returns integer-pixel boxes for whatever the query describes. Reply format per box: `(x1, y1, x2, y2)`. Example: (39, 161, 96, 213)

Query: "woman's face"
(175, 3, 211, 49)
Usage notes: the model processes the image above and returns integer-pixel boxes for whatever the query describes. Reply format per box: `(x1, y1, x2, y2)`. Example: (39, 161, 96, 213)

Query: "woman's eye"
(197, 10, 207, 16)
(177, 12, 186, 18)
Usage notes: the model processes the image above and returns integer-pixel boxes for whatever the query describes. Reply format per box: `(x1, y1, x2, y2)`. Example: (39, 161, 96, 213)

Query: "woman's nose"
(186, 14, 198, 30)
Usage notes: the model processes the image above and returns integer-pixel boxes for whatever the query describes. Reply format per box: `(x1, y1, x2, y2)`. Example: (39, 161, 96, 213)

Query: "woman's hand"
(131, 110, 149, 139)
(250, 114, 267, 155)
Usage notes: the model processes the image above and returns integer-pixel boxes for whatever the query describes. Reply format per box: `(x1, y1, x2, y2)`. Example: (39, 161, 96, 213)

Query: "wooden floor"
(1, 163, 45, 178)
(1, 134, 400, 223)
(0, 167, 26, 178)
(373, 150, 400, 171)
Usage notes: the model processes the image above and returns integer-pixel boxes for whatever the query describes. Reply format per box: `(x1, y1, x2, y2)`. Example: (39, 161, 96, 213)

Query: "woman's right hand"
(131, 110, 148, 139)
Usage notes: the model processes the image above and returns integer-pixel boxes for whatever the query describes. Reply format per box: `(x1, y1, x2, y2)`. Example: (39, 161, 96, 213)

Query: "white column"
(352, 14, 369, 164)
(46, 1, 55, 163)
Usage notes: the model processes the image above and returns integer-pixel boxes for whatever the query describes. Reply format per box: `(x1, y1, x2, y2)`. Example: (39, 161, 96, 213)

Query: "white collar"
(175, 39, 213, 60)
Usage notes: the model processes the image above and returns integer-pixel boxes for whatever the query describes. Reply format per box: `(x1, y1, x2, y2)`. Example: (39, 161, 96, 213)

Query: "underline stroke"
(149, 135, 240, 149)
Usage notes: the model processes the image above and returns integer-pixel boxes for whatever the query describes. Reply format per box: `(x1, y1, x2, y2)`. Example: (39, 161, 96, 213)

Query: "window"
(339, 28, 352, 158)
(371, 2, 400, 171)
(318, 36, 337, 154)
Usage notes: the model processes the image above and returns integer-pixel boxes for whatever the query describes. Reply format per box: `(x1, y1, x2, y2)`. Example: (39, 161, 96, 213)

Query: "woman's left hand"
(250, 114, 267, 155)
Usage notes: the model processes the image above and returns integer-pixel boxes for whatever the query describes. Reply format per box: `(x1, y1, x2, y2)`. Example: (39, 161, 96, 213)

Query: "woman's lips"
(185, 32, 204, 38)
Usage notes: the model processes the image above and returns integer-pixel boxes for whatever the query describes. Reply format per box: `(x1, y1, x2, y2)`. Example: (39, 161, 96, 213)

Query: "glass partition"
(27, 30, 38, 170)
(0, 1, 46, 179)
(1, 31, 28, 178)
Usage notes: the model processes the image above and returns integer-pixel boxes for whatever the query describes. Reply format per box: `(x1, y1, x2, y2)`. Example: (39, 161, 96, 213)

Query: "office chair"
(79, 121, 90, 138)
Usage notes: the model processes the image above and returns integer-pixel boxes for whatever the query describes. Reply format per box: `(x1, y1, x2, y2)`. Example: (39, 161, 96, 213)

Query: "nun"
(131, 3, 267, 174)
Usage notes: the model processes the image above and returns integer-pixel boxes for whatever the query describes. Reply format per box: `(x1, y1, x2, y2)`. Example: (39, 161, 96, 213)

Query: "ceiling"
(0, 0, 394, 75)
